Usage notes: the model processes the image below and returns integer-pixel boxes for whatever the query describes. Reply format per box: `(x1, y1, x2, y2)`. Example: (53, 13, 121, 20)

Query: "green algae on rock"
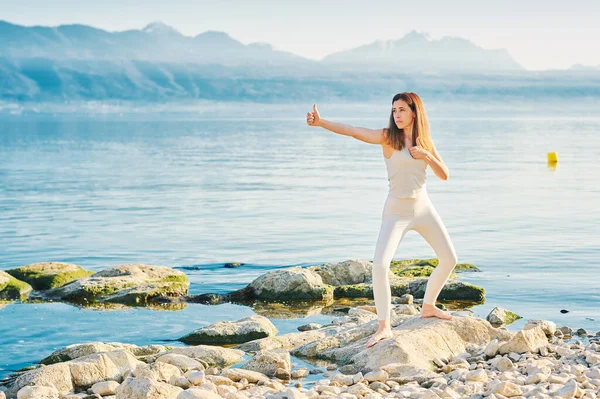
(44, 264, 189, 306)
(6, 262, 94, 290)
(0, 271, 33, 301)
(487, 306, 522, 326)
(390, 258, 480, 278)
(229, 259, 485, 304)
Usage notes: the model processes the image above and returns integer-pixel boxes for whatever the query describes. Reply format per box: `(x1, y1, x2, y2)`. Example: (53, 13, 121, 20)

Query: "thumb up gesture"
(306, 104, 321, 127)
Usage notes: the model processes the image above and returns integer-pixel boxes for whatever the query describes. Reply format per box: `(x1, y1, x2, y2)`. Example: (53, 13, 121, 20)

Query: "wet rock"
(297, 323, 321, 332)
(185, 294, 227, 305)
(179, 315, 278, 345)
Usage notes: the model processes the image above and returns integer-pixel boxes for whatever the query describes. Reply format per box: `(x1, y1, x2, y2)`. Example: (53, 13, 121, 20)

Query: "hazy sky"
(1, 0, 598, 70)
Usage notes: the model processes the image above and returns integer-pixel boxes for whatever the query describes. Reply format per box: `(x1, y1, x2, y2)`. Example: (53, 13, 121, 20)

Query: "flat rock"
(159, 346, 244, 368)
(298, 315, 512, 372)
(179, 315, 277, 345)
(40, 342, 163, 365)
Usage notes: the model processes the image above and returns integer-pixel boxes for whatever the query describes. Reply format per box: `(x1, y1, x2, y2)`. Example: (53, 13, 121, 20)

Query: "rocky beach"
(2, 260, 599, 399)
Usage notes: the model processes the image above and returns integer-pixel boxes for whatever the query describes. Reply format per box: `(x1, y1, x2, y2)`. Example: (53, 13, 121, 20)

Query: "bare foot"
(420, 304, 453, 320)
(365, 328, 393, 348)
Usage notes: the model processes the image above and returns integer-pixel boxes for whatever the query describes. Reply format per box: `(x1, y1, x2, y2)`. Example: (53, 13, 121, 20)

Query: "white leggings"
(372, 189, 458, 322)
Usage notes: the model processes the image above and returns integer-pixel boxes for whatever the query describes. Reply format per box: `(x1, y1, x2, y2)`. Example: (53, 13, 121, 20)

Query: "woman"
(306, 92, 458, 348)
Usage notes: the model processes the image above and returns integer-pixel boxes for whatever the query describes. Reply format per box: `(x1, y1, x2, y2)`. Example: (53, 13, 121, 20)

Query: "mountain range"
(0, 20, 522, 72)
(1, 20, 599, 102)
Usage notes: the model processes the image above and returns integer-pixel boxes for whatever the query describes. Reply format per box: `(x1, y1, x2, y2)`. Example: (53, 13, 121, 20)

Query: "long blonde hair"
(384, 92, 434, 152)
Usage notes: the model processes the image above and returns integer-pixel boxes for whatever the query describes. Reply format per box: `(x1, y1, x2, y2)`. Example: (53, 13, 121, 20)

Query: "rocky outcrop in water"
(5, 262, 94, 291)
(229, 259, 485, 303)
(44, 264, 189, 305)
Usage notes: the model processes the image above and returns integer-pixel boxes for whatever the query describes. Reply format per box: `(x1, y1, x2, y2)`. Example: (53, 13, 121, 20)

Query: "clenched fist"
(409, 145, 430, 160)
(306, 104, 321, 126)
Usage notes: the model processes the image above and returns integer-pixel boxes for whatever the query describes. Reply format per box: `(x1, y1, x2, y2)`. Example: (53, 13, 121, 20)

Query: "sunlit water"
(1, 100, 599, 378)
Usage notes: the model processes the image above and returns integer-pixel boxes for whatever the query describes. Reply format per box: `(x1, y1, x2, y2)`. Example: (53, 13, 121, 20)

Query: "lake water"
(1, 100, 599, 379)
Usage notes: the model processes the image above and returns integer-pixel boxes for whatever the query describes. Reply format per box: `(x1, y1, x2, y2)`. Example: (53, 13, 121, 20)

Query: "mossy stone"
(0, 271, 33, 300)
(6, 262, 94, 290)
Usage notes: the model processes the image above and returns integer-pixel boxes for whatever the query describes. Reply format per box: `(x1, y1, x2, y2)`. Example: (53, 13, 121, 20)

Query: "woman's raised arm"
(307, 104, 384, 145)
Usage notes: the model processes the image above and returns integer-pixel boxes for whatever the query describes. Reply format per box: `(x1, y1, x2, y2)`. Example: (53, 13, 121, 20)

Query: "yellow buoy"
(547, 152, 558, 164)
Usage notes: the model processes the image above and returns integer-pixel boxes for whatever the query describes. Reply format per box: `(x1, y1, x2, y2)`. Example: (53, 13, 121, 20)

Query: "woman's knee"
(443, 251, 458, 268)
(372, 257, 391, 275)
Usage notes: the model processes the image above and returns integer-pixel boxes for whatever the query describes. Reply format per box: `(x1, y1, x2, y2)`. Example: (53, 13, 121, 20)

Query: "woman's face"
(392, 100, 414, 130)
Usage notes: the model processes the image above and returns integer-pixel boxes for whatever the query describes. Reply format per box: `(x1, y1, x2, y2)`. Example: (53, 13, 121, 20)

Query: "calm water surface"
(1, 101, 599, 378)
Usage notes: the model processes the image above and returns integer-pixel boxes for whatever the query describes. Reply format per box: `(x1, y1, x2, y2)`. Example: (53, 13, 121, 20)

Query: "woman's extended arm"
(307, 104, 383, 144)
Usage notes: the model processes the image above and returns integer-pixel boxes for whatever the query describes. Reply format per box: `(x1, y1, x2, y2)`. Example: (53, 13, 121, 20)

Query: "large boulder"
(45, 264, 189, 305)
(291, 315, 512, 373)
(0, 271, 32, 301)
(229, 266, 333, 301)
(7, 350, 142, 398)
(179, 315, 278, 345)
(40, 342, 165, 365)
(307, 260, 372, 286)
(6, 262, 93, 290)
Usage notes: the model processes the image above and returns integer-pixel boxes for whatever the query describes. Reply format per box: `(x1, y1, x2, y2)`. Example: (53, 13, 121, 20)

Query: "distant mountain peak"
(401, 30, 432, 41)
(195, 30, 233, 40)
(142, 21, 181, 35)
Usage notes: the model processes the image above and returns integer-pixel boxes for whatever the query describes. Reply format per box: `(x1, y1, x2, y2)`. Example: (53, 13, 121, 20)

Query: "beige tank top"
(384, 147, 427, 198)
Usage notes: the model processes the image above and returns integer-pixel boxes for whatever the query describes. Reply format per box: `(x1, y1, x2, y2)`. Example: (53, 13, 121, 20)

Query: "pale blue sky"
(1, 0, 598, 70)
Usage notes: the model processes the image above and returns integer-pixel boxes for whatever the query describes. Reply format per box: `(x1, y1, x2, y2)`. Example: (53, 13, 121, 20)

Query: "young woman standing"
(306, 92, 458, 348)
